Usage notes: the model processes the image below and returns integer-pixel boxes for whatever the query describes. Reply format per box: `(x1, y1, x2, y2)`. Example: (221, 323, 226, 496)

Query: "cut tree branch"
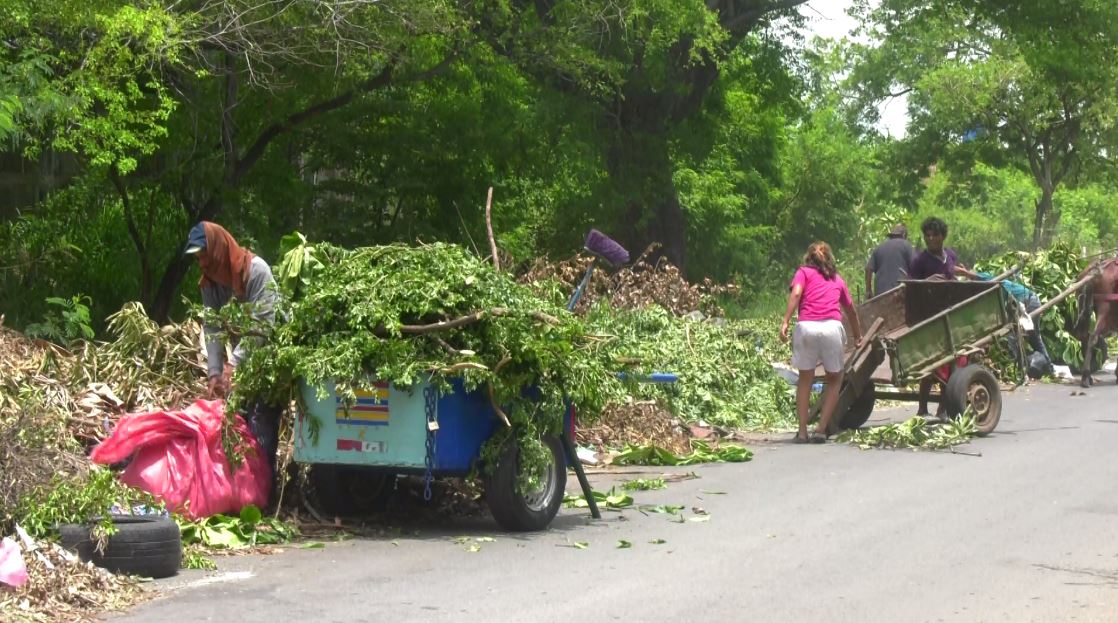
(396, 308, 560, 335)
(484, 186, 499, 271)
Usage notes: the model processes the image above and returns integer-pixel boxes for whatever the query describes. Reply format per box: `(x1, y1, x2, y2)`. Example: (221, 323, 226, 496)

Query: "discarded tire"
(60, 515, 181, 579)
(944, 364, 1002, 436)
(485, 435, 565, 532)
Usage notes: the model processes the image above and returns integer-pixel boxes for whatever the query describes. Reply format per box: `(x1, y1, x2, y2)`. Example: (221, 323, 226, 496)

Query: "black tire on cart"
(308, 464, 395, 516)
(838, 381, 876, 430)
(485, 435, 566, 532)
(944, 364, 1002, 435)
(60, 515, 181, 579)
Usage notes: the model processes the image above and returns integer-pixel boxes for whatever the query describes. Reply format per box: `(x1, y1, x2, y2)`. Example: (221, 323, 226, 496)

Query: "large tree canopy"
(5, 0, 1118, 331)
(472, 0, 810, 270)
(852, 0, 1118, 248)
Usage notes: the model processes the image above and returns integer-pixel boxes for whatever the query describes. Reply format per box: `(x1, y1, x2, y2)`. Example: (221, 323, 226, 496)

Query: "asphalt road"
(111, 382, 1118, 623)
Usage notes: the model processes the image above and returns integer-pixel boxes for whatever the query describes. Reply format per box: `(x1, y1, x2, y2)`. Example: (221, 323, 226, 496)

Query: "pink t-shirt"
(790, 266, 852, 321)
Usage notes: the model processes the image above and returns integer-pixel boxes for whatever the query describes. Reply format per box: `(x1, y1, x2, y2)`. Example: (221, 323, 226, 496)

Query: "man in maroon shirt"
(909, 217, 960, 281)
(910, 217, 969, 416)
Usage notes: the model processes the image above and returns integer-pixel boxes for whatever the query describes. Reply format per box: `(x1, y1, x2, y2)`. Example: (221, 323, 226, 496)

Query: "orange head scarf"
(196, 222, 255, 298)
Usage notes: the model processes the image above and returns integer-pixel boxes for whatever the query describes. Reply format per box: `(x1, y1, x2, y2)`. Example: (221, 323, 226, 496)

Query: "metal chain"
(423, 384, 438, 502)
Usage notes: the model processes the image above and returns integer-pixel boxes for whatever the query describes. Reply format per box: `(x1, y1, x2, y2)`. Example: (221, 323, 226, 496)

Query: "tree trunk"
(149, 194, 216, 323)
(608, 100, 684, 269)
(1032, 184, 1054, 251)
(150, 254, 194, 323)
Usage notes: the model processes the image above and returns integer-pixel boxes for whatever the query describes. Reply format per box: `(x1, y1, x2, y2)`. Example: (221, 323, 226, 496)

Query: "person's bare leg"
(796, 370, 814, 440)
(934, 380, 947, 418)
(815, 370, 845, 436)
(917, 378, 933, 415)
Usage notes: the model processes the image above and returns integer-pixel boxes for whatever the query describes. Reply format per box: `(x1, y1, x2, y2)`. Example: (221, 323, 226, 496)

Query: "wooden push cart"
(816, 279, 1024, 436)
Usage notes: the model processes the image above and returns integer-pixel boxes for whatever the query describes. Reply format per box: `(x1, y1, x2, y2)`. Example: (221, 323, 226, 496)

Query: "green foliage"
(0, 174, 188, 331)
(177, 505, 297, 549)
(562, 487, 634, 510)
(587, 306, 795, 430)
(976, 243, 1088, 367)
(0, 1, 185, 169)
(611, 440, 752, 466)
(853, 0, 1118, 246)
(181, 546, 218, 570)
(24, 295, 95, 345)
(236, 236, 624, 447)
(621, 477, 667, 491)
(836, 413, 977, 450)
(15, 466, 159, 540)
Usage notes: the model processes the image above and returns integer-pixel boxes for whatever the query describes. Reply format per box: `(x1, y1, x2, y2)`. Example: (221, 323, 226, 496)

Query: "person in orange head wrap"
(184, 221, 280, 497)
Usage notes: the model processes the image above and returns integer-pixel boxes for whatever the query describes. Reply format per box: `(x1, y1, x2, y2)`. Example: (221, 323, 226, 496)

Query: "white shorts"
(791, 319, 847, 373)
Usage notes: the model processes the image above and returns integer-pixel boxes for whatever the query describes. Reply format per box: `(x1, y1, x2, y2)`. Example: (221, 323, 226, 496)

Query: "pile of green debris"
(233, 236, 628, 460)
(233, 235, 795, 461)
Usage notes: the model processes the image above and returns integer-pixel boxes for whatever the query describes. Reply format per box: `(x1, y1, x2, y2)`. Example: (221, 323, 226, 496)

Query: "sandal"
(792, 433, 809, 444)
(809, 432, 827, 444)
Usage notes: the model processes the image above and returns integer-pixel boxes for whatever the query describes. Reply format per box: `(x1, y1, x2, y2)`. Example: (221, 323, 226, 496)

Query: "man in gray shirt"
(185, 221, 280, 499)
(865, 224, 915, 298)
(184, 221, 278, 397)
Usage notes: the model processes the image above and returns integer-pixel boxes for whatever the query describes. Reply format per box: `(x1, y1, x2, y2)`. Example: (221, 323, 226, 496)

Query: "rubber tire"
(485, 435, 566, 532)
(308, 464, 394, 516)
(60, 515, 181, 579)
(944, 365, 1002, 436)
(837, 381, 876, 430)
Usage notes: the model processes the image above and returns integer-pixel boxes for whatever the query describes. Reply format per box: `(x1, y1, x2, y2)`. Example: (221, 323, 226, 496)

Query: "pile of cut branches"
(519, 243, 738, 317)
(586, 306, 795, 431)
(0, 531, 146, 622)
(577, 401, 692, 457)
(976, 243, 1090, 368)
(1, 306, 205, 622)
(1, 305, 206, 534)
(233, 236, 626, 465)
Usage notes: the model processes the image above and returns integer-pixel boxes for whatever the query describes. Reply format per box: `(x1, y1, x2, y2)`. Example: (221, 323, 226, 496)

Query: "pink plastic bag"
(0, 537, 28, 589)
(90, 399, 270, 520)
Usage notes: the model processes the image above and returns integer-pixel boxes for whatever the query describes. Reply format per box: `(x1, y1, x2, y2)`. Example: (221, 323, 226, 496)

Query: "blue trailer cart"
(296, 377, 565, 531)
(292, 230, 675, 531)
(294, 373, 675, 531)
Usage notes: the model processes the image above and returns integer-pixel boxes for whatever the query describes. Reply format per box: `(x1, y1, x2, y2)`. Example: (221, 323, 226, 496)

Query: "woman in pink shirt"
(779, 242, 863, 443)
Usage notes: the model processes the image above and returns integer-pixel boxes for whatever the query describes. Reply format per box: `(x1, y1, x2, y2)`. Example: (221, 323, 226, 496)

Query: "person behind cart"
(909, 216, 966, 417)
(184, 221, 282, 499)
(955, 265, 1052, 378)
(864, 224, 915, 298)
(779, 241, 864, 444)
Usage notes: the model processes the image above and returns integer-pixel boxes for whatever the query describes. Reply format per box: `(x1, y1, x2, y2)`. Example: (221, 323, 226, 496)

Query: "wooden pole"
(484, 186, 499, 271)
(1030, 273, 1095, 319)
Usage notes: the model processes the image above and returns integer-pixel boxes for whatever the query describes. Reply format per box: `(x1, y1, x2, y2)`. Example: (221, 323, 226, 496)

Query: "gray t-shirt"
(866, 237, 915, 297)
(202, 255, 278, 377)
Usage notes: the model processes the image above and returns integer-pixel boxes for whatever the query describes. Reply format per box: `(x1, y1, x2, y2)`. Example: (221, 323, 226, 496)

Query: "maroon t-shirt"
(909, 248, 958, 280)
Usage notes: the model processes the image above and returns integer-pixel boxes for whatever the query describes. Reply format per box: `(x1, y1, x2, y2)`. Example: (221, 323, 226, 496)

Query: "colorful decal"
(337, 439, 388, 453)
(336, 382, 390, 426)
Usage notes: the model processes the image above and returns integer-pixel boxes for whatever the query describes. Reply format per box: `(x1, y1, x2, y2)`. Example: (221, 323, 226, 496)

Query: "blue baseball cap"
(184, 222, 206, 255)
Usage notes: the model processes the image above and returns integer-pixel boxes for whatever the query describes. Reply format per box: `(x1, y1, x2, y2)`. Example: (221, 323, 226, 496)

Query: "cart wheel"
(485, 435, 566, 532)
(838, 381, 876, 430)
(308, 464, 395, 517)
(944, 365, 1002, 436)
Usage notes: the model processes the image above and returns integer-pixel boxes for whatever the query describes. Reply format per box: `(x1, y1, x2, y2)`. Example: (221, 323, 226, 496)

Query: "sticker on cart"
(337, 439, 387, 453)
(336, 382, 390, 426)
